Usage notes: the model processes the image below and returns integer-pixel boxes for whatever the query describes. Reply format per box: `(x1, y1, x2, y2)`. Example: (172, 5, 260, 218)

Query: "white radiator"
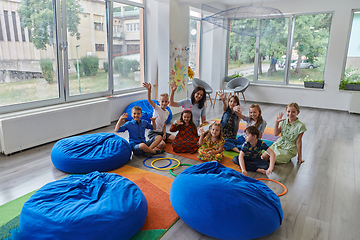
(0, 99, 110, 155)
(349, 92, 360, 114)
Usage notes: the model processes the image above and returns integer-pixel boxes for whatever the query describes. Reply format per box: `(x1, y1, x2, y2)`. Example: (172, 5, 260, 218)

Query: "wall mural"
(169, 40, 189, 92)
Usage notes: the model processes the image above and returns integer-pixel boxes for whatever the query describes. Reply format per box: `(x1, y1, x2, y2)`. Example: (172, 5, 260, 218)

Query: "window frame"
(226, 11, 333, 87)
(341, 9, 360, 81)
(111, 0, 146, 95)
(0, 0, 147, 114)
(189, 9, 202, 79)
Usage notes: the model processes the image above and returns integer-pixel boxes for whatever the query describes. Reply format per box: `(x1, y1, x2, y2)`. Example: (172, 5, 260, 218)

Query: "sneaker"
(144, 152, 154, 158)
(155, 149, 165, 155)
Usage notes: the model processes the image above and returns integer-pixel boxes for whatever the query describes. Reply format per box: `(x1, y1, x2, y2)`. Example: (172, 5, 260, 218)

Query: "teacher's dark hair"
(191, 86, 206, 109)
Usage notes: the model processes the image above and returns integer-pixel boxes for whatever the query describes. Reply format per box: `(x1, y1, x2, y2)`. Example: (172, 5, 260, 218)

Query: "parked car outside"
(290, 59, 318, 69)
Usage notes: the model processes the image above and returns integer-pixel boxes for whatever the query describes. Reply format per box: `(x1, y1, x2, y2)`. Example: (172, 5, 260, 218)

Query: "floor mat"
(0, 165, 178, 240)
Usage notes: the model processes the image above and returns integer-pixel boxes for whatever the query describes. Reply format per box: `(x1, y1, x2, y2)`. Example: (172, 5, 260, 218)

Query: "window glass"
(0, 0, 59, 107)
(227, 13, 332, 86)
(11, 11, 19, 41)
(290, 13, 332, 85)
(257, 18, 289, 83)
(228, 19, 257, 79)
(66, 1, 108, 96)
(189, 18, 200, 78)
(344, 12, 360, 85)
(112, 2, 144, 91)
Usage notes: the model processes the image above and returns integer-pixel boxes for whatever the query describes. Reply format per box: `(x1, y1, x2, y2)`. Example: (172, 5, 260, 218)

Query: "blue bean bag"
(19, 172, 148, 240)
(51, 133, 131, 173)
(124, 99, 172, 123)
(170, 162, 283, 240)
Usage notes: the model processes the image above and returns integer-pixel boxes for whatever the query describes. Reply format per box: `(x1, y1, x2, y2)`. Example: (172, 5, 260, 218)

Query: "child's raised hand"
(275, 112, 285, 123)
(150, 116, 157, 122)
(170, 82, 177, 92)
(219, 89, 226, 100)
(233, 105, 243, 112)
(174, 120, 183, 125)
(143, 82, 151, 91)
(199, 128, 205, 135)
(120, 113, 128, 122)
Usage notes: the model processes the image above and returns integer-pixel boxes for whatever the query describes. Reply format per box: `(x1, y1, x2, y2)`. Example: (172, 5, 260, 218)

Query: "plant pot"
(224, 76, 232, 82)
(344, 84, 360, 91)
(304, 82, 324, 89)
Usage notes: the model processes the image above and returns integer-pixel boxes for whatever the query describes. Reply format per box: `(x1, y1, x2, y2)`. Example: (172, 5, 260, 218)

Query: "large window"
(228, 19, 256, 79)
(0, 0, 59, 108)
(112, 2, 144, 91)
(343, 11, 360, 85)
(289, 13, 332, 85)
(227, 12, 332, 86)
(0, 0, 145, 114)
(189, 11, 201, 78)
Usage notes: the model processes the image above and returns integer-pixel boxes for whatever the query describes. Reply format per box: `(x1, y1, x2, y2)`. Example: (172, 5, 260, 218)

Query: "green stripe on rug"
(131, 229, 166, 240)
(0, 190, 36, 226)
(0, 215, 20, 240)
(224, 150, 238, 158)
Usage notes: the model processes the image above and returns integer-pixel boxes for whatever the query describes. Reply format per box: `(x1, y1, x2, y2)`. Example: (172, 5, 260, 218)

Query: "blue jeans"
(224, 135, 245, 151)
(232, 155, 269, 172)
(132, 137, 156, 155)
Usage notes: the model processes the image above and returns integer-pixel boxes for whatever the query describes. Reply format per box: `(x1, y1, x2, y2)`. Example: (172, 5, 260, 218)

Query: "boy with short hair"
(143, 82, 175, 149)
(115, 106, 165, 157)
(232, 126, 275, 176)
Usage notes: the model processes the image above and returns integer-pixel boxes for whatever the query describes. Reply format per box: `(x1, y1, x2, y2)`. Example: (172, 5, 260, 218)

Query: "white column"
(169, 0, 189, 114)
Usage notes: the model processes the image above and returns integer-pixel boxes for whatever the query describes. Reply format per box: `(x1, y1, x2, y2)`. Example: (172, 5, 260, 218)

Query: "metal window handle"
(60, 42, 68, 51)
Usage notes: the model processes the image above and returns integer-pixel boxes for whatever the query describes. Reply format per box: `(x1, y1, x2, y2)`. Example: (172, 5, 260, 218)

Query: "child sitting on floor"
(115, 106, 165, 157)
(169, 109, 199, 153)
(198, 122, 225, 162)
(237, 103, 267, 143)
(262, 102, 306, 164)
(233, 126, 275, 176)
(218, 90, 243, 153)
(143, 82, 175, 149)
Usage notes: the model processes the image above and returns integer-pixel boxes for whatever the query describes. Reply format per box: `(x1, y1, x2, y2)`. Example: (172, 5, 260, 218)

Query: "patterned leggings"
(198, 148, 224, 162)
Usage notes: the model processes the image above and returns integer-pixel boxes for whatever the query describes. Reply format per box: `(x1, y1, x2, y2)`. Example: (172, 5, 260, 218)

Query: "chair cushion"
(124, 99, 172, 123)
(19, 172, 148, 240)
(51, 133, 131, 173)
(170, 162, 283, 240)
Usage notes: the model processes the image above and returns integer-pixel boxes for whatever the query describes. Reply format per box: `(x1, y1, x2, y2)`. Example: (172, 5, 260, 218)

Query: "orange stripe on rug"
(109, 165, 177, 231)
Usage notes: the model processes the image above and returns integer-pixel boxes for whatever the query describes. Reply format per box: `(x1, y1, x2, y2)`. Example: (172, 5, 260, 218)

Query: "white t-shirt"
(243, 116, 267, 133)
(153, 104, 169, 132)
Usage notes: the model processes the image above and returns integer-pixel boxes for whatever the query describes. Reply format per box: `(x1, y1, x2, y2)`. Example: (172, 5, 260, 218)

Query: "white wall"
(197, 0, 360, 111)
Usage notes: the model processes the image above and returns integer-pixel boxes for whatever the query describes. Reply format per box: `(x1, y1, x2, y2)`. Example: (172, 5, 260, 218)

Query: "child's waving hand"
(143, 82, 151, 90)
(120, 113, 128, 122)
(150, 116, 157, 122)
(170, 82, 177, 92)
(276, 112, 286, 124)
(218, 89, 227, 100)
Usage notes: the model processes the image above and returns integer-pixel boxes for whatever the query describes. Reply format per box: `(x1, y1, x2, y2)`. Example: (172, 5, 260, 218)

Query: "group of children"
(115, 83, 306, 176)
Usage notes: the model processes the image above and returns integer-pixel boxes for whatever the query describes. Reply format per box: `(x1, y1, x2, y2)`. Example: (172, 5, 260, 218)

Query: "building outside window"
(126, 23, 139, 32)
(0, 0, 146, 114)
(94, 22, 103, 31)
(95, 44, 104, 51)
(112, 2, 144, 92)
